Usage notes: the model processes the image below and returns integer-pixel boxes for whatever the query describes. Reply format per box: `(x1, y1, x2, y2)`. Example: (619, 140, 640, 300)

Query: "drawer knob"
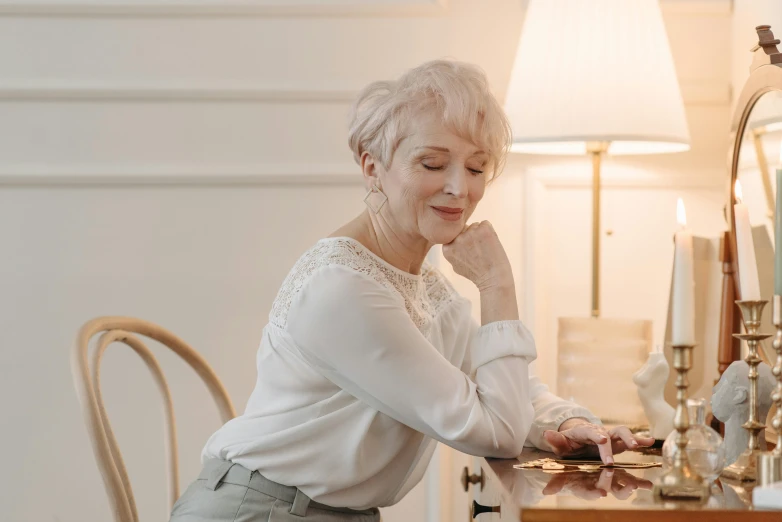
(472, 500, 501, 518)
(461, 466, 485, 492)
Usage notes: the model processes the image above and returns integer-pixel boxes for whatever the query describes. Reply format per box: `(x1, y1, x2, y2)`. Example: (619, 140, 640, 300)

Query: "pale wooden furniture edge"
(71, 316, 237, 522)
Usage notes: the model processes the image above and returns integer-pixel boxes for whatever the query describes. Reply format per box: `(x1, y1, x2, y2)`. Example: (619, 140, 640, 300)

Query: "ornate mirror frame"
(722, 25, 782, 378)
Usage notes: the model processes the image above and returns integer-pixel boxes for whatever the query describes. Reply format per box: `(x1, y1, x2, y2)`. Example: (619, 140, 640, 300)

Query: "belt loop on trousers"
(206, 461, 235, 491)
(289, 489, 311, 517)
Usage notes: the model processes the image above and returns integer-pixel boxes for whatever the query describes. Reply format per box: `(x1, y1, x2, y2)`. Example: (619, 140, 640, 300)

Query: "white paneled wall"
(0, 2, 526, 522)
(0, 1, 741, 521)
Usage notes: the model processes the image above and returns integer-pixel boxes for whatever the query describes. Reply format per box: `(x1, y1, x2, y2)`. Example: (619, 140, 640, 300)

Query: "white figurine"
(632, 348, 675, 439)
(711, 360, 775, 466)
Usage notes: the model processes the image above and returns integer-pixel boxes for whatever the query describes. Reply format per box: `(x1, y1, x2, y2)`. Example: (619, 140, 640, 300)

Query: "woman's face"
(369, 109, 490, 245)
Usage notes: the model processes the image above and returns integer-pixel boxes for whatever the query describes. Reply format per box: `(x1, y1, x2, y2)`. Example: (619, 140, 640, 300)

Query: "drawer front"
(467, 457, 514, 521)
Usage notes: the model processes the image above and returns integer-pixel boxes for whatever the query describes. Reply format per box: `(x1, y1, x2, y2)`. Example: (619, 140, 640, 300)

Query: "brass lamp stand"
(588, 141, 610, 319)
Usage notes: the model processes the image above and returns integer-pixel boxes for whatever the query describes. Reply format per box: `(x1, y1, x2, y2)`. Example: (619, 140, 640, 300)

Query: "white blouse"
(202, 237, 599, 510)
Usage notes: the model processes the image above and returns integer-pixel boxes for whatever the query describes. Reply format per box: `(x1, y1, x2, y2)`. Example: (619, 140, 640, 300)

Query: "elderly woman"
(170, 59, 653, 522)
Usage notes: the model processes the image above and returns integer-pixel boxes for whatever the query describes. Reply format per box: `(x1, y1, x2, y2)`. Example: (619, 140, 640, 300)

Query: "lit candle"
(734, 180, 761, 300)
(776, 167, 782, 295)
(672, 198, 696, 345)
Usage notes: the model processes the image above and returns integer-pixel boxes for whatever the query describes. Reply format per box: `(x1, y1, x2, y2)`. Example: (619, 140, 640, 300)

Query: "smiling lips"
(431, 206, 464, 221)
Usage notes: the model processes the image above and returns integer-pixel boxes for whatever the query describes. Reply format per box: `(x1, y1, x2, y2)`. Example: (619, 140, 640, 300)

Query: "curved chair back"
(71, 316, 237, 522)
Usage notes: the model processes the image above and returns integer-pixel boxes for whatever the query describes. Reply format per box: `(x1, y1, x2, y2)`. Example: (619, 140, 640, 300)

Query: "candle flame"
(676, 197, 687, 227)
(735, 179, 744, 203)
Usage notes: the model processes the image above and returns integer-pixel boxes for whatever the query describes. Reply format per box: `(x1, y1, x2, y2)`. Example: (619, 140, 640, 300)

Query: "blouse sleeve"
(460, 320, 601, 452)
(524, 374, 602, 450)
(284, 264, 536, 458)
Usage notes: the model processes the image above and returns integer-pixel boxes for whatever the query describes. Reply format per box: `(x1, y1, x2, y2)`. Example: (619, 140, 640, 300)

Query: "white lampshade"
(505, 0, 690, 155)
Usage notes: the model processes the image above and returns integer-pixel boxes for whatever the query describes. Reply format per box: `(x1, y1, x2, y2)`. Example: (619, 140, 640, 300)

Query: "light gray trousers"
(169, 458, 381, 522)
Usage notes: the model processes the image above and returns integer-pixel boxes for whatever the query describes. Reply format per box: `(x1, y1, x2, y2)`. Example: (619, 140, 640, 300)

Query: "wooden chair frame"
(71, 316, 237, 522)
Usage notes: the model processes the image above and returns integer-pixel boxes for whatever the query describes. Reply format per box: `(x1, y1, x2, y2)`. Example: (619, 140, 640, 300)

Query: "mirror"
(736, 91, 782, 234)
(729, 31, 782, 367)
(732, 91, 780, 365)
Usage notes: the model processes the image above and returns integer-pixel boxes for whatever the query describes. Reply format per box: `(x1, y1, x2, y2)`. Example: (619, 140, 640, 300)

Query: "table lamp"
(504, 0, 691, 318)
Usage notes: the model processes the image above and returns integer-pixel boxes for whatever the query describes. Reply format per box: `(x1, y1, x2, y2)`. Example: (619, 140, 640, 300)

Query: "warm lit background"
(0, 1, 779, 521)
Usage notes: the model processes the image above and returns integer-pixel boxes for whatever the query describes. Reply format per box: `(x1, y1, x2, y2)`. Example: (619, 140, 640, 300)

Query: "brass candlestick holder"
(653, 344, 710, 501)
(758, 295, 782, 486)
(722, 300, 771, 483)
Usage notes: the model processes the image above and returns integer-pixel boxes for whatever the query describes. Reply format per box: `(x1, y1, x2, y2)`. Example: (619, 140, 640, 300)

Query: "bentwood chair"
(71, 316, 237, 522)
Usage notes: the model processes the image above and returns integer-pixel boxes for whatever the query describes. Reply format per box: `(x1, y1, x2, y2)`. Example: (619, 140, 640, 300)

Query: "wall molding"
(0, 163, 529, 187)
(0, 0, 448, 17)
(0, 163, 364, 186)
(0, 79, 730, 105)
(0, 0, 724, 17)
(0, 84, 357, 103)
(530, 167, 725, 190)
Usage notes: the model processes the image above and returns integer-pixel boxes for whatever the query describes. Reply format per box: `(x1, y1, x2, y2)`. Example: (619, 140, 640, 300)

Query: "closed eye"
(424, 163, 483, 175)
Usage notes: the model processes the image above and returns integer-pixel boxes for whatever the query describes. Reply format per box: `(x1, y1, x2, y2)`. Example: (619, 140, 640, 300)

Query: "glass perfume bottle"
(662, 398, 726, 482)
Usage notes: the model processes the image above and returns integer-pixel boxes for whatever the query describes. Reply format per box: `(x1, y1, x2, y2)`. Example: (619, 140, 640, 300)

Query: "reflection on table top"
(478, 448, 781, 521)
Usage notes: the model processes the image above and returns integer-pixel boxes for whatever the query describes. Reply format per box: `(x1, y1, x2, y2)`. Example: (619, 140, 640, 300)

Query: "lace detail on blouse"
(269, 238, 458, 331)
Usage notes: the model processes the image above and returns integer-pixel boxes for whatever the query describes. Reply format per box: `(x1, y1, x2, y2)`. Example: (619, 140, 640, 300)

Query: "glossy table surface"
(470, 448, 782, 521)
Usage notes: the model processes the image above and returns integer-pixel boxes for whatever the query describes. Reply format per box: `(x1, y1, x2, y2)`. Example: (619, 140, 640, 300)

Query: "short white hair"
(347, 59, 512, 182)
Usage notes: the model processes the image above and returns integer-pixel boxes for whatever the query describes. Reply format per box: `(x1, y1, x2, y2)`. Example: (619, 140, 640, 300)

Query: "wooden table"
(465, 448, 780, 521)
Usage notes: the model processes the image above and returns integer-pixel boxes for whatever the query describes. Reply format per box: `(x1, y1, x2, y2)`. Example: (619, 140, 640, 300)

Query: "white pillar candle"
(734, 180, 761, 301)
(672, 198, 696, 345)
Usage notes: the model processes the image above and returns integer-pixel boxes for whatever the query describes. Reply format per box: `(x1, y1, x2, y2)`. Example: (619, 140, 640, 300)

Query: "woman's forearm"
(479, 283, 519, 325)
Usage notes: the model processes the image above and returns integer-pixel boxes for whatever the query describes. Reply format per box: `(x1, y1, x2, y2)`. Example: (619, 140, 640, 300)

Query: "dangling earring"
(363, 184, 388, 214)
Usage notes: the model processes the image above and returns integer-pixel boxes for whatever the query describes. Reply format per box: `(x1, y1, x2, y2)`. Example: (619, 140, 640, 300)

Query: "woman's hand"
(442, 221, 513, 292)
(543, 419, 655, 465)
(443, 221, 519, 324)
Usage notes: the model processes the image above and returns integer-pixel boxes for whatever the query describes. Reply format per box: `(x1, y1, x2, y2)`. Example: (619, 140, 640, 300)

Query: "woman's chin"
(424, 228, 462, 245)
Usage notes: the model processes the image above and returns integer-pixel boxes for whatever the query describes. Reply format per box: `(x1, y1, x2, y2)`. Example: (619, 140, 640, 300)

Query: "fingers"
(576, 424, 608, 446)
(610, 426, 638, 451)
(634, 477, 654, 490)
(595, 468, 613, 496)
(611, 478, 636, 500)
(596, 441, 615, 466)
(610, 440, 629, 455)
(610, 470, 655, 500)
(607, 426, 656, 455)
(444, 222, 478, 246)
(543, 430, 573, 456)
(573, 486, 605, 501)
(635, 435, 656, 447)
(571, 424, 614, 465)
(541, 474, 568, 495)
(607, 469, 637, 500)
